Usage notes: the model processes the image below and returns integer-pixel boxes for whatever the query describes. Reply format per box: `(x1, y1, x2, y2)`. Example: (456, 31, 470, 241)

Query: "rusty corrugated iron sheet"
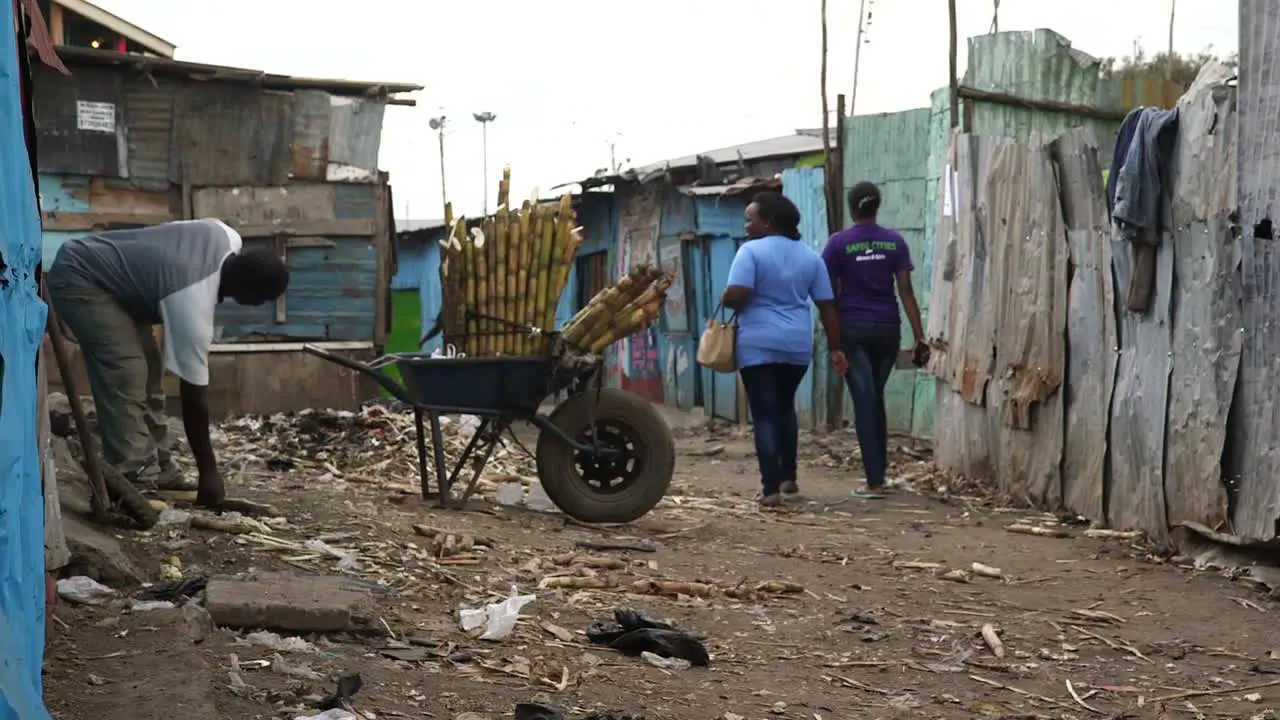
(175, 84, 293, 186)
(1163, 68, 1237, 536)
(123, 78, 177, 191)
(1053, 128, 1115, 523)
(1232, 0, 1280, 540)
(290, 90, 330, 181)
(328, 97, 386, 174)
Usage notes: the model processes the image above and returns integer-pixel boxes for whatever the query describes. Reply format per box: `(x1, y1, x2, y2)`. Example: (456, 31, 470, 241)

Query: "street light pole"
(473, 111, 497, 215)
(429, 115, 448, 216)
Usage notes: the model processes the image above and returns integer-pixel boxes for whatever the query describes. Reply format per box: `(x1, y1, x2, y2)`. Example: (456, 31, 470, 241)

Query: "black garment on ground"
(514, 703, 564, 720)
(586, 609, 710, 666)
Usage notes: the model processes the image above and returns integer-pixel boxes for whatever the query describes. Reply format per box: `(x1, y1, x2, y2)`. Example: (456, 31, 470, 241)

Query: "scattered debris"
(980, 623, 1005, 658)
(459, 587, 536, 640)
(586, 609, 710, 666)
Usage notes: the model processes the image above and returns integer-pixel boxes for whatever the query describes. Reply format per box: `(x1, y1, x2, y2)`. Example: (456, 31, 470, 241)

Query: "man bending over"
(46, 218, 288, 507)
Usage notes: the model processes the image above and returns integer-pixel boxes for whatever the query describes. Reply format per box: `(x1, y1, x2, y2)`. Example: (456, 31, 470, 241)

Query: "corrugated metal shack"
(31, 46, 422, 416)
(559, 131, 833, 423)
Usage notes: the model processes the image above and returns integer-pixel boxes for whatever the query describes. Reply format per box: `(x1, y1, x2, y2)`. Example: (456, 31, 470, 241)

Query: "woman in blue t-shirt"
(721, 192, 846, 507)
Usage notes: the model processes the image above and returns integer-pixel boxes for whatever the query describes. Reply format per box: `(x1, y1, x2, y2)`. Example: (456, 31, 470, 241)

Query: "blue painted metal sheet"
(37, 173, 89, 212)
(556, 264, 577, 330)
(37, 174, 91, 269)
(41, 230, 82, 269)
(705, 234, 740, 422)
(391, 236, 428, 290)
(577, 192, 617, 256)
(417, 239, 443, 354)
(782, 167, 830, 428)
(0, 4, 54, 715)
(694, 196, 747, 237)
(660, 189, 696, 237)
(215, 238, 377, 341)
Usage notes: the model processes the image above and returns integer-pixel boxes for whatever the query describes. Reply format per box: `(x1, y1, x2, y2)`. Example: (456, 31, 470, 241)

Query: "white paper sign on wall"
(75, 101, 116, 133)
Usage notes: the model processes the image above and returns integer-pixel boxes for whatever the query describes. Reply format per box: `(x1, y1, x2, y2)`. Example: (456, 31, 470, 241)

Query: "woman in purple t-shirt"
(820, 182, 928, 499)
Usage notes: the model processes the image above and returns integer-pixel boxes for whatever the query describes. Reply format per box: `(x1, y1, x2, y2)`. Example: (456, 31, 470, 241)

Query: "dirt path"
(43, 412, 1280, 720)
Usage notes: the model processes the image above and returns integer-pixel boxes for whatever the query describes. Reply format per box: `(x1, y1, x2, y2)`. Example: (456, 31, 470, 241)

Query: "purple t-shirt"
(820, 224, 913, 326)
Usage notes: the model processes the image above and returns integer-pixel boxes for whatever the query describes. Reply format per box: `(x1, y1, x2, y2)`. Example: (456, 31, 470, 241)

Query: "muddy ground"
(41, 409, 1280, 720)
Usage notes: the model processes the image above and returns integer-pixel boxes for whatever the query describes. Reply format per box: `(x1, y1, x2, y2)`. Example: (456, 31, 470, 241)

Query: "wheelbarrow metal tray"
(393, 355, 555, 415)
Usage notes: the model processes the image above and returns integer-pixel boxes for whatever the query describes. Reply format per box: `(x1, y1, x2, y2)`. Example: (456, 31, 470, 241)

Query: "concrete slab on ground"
(205, 572, 376, 632)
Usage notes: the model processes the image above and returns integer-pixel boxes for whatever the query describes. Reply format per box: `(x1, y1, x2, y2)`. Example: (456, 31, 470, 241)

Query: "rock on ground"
(60, 513, 146, 588)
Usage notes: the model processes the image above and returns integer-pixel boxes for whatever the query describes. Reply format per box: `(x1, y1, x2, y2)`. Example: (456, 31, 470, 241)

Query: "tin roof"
(52, 45, 422, 99)
(631, 130, 835, 176)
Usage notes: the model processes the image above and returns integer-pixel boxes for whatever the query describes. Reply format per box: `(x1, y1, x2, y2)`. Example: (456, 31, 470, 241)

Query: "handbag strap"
(711, 301, 738, 325)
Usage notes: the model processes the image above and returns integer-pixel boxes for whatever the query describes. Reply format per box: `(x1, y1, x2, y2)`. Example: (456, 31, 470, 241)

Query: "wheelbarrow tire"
(535, 388, 675, 524)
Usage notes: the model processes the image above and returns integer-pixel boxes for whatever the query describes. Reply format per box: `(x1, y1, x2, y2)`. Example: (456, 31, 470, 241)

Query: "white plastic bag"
(293, 710, 356, 720)
(56, 576, 117, 606)
(458, 587, 535, 640)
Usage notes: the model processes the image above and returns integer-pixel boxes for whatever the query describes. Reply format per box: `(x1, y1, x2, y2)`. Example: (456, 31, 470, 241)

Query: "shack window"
(575, 251, 609, 310)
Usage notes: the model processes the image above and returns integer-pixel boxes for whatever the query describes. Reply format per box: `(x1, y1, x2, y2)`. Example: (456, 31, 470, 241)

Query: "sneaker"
(122, 468, 159, 496)
(758, 493, 783, 507)
(780, 480, 799, 495)
(852, 487, 887, 500)
(155, 461, 197, 492)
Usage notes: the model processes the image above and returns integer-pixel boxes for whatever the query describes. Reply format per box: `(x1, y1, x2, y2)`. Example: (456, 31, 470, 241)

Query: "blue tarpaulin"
(0, 0, 52, 715)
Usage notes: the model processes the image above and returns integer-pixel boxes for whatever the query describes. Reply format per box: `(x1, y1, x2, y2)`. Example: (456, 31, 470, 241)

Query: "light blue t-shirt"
(725, 235, 834, 368)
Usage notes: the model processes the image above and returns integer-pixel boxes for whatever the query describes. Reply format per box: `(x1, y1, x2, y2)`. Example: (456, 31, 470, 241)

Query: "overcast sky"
(93, 0, 1235, 221)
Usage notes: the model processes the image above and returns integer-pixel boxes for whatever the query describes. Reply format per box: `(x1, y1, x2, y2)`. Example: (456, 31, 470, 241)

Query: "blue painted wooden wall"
(0, 4, 54, 715)
(215, 238, 379, 342)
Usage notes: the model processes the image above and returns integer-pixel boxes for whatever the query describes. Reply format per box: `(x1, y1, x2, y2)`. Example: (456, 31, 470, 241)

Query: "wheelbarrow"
(301, 345, 676, 524)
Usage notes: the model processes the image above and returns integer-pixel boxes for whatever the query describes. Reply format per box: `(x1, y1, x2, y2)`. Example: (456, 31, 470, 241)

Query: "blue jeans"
(842, 324, 900, 489)
(739, 363, 808, 495)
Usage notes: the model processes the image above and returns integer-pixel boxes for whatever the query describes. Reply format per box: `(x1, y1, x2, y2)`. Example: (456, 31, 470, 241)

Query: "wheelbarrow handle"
(302, 344, 412, 402)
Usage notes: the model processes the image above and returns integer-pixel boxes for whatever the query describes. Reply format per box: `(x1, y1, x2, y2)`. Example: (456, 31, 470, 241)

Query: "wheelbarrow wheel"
(535, 388, 675, 523)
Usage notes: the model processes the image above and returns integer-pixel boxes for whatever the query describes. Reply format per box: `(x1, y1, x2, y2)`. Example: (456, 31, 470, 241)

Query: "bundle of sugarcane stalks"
(438, 167, 674, 358)
(560, 264, 674, 353)
(440, 168, 580, 356)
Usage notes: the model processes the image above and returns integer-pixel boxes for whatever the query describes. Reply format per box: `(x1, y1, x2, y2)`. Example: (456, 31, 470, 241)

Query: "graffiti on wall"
(616, 185, 664, 394)
(665, 339, 691, 407)
(658, 237, 688, 332)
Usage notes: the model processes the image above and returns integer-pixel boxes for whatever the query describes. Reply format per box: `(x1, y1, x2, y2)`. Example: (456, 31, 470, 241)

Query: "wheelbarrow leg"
(442, 419, 487, 502)
(414, 408, 430, 500)
(456, 436, 500, 508)
(427, 411, 451, 508)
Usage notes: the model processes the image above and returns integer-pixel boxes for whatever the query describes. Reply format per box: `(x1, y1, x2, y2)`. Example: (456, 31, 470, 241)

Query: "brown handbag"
(696, 303, 737, 373)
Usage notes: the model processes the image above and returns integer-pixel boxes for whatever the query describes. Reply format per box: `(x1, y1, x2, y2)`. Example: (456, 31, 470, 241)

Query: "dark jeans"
(842, 324, 900, 489)
(739, 363, 808, 495)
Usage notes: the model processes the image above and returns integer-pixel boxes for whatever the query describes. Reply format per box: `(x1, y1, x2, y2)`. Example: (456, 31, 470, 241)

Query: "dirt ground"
(41, 408, 1280, 720)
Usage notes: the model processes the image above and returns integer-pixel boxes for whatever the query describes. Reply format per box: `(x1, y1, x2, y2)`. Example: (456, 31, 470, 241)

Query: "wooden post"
(948, 0, 960, 128)
(273, 235, 288, 324)
(827, 94, 848, 430)
(48, 3, 63, 45)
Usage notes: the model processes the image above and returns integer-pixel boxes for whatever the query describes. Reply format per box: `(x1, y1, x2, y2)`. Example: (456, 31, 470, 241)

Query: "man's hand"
(911, 340, 931, 368)
(830, 349, 849, 376)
